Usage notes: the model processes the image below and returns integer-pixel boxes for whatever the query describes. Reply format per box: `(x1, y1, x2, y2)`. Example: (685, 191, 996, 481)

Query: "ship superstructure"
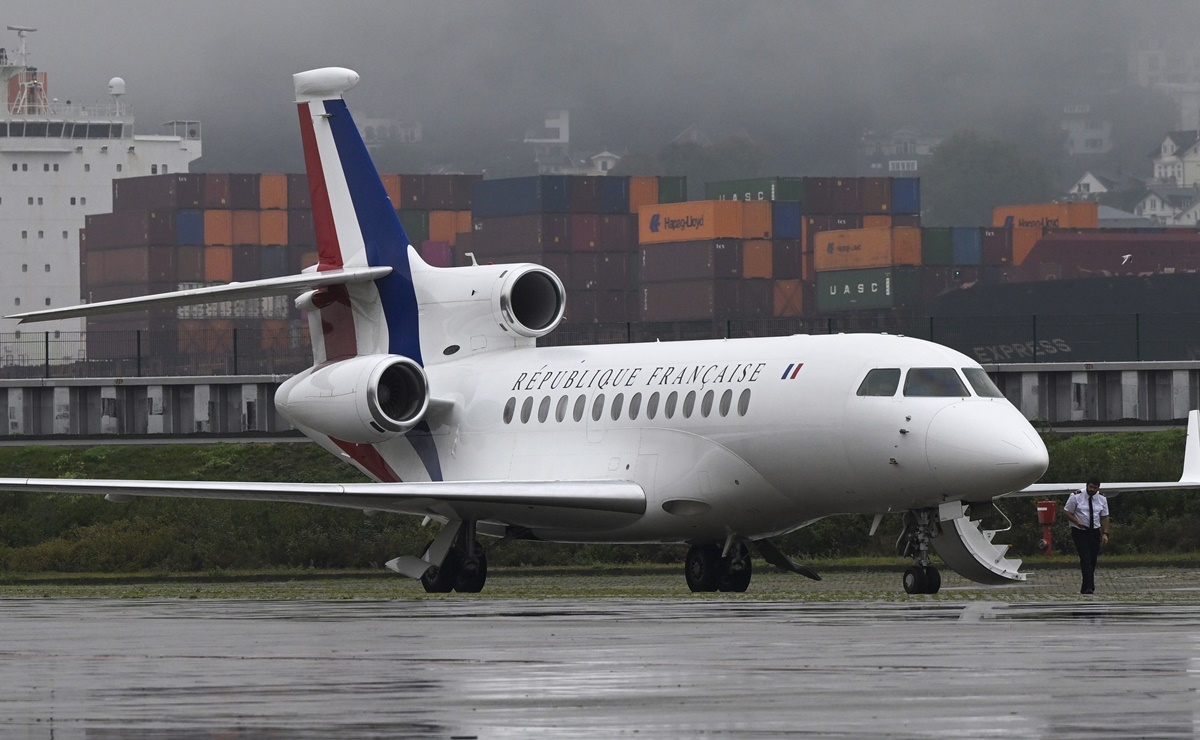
(0, 26, 201, 366)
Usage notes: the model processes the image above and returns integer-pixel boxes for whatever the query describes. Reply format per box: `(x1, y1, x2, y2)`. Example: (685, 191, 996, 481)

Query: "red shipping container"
(803, 177, 835, 215)
(399, 175, 428, 209)
(772, 239, 804, 279)
(204, 245, 233, 281)
(203, 174, 231, 208)
(598, 215, 638, 251)
(860, 178, 892, 214)
(231, 210, 261, 245)
(571, 214, 601, 251)
(639, 240, 743, 283)
(288, 209, 316, 246)
(287, 174, 311, 209)
(981, 227, 1013, 265)
(229, 174, 261, 210)
(832, 177, 862, 214)
(569, 177, 601, 213)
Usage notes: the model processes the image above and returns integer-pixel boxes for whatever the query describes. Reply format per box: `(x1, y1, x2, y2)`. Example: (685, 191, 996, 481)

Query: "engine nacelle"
(492, 264, 566, 338)
(275, 354, 429, 444)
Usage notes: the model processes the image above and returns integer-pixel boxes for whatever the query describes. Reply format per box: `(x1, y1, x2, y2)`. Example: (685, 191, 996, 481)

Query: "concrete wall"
(2, 361, 1199, 438)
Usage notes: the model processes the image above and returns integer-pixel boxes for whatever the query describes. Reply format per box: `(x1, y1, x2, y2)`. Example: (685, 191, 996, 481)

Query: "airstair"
(931, 501, 1026, 584)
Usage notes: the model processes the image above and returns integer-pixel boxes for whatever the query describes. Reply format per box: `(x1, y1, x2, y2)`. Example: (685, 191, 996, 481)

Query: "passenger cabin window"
(903, 368, 969, 397)
(503, 397, 516, 424)
(857, 368, 901, 397)
(963, 368, 1005, 398)
(647, 392, 659, 420)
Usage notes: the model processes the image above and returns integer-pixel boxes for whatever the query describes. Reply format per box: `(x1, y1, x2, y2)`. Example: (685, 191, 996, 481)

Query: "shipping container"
(177, 319, 234, 356)
(428, 211, 459, 244)
(862, 215, 892, 229)
(705, 177, 804, 202)
(951, 227, 982, 265)
(420, 240, 454, 268)
(1017, 230, 1200, 281)
(860, 177, 892, 214)
(813, 227, 920, 271)
(229, 174, 261, 210)
(204, 210, 233, 246)
(638, 201, 744, 245)
(398, 175, 428, 209)
(233, 245, 259, 281)
(816, 266, 921, 311)
(398, 210, 430, 246)
(742, 240, 773, 279)
(772, 238, 803, 280)
(570, 214, 600, 251)
(891, 178, 920, 215)
(657, 176, 687, 204)
(803, 215, 833, 253)
(981, 227, 1012, 265)
(287, 173, 311, 209)
(773, 279, 810, 317)
(598, 176, 631, 214)
(287, 209, 316, 246)
(569, 176, 601, 213)
(1012, 227, 1043, 265)
(472, 176, 570, 218)
(203, 173, 231, 208)
(259, 174, 288, 210)
(640, 279, 770, 322)
(992, 202, 1098, 229)
(639, 240, 742, 282)
(425, 174, 480, 210)
(569, 253, 633, 291)
(177, 245, 205, 282)
(204, 245, 234, 282)
(84, 211, 177, 249)
(231, 210, 261, 245)
(920, 227, 952, 266)
(832, 177, 862, 214)
(469, 214, 571, 256)
(771, 201, 802, 239)
(593, 290, 636, 323)
(832, 214, 863, 230)
(802, 177, 835, 214)
(380, 174, 402, 207)
(112, 174, 203, 212)
(259, 210, 288, 246)
(176, 210, 205, 245)
(629, 176, 659, 213)
(891, 213, 922, 228)
(742, 201, 773, 239)
(598, 214, 637, 251)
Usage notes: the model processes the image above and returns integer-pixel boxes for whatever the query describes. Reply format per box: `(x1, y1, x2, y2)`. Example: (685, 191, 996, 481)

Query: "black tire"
(685, 544, 722, 592)
(718, 544, 753, 592)
(420, 545, 459, 593)
(454, 544, 488, 593)
(902, 566, 927, 595)
(922, 566, 941, 594)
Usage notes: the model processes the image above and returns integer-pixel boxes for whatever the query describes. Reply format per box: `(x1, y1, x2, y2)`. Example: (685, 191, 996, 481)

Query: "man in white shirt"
(1063, 477, 1110, 595)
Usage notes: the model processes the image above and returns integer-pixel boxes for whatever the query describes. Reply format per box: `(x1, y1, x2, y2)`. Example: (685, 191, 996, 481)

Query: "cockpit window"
(963, 368, 1005, 398)
(903, 367, 969, 397)
(857, 368, 901, 397)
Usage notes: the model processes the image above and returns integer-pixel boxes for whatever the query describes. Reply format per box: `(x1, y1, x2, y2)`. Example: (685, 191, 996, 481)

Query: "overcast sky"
(5, 1, 1199, 173)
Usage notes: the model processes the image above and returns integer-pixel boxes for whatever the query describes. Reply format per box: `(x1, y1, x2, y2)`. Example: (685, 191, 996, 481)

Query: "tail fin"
(294, 68, 422, 366)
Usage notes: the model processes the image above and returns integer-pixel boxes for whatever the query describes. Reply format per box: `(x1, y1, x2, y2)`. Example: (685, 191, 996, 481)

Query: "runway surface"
(3, 584, 1200, 738)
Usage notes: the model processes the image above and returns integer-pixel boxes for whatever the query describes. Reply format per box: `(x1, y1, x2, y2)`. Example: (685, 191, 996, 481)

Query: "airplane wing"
(5, 266, 391, 323)
(0, 477, 646, 531)
(999, 409, 1200, 498)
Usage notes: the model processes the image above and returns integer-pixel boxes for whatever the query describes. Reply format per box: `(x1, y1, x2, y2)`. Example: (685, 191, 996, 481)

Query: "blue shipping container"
(471, 176, 571, 218)
(951, 227, 983, 265)
(891, 178, 921, 215)
(598, 176, 631, 214)
(176, 209, 205, 245)
(771, 201, 802, 239)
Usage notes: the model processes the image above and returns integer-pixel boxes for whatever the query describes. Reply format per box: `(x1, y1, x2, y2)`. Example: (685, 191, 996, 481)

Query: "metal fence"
(4, 312, 1200, 379)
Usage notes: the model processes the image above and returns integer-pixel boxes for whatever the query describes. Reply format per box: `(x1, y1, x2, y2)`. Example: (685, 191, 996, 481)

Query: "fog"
(5, 0, 1198, 175)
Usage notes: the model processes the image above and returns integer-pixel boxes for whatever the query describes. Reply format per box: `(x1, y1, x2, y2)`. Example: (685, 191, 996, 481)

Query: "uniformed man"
(1063, 477, 1110, 595)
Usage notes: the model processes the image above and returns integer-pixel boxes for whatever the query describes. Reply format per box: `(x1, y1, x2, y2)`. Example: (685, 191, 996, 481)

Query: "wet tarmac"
(3, 576, 1200, 739)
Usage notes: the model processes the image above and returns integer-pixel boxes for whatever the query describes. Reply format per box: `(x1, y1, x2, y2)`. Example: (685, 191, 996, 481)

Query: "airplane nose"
(925, 402, 1049, 496)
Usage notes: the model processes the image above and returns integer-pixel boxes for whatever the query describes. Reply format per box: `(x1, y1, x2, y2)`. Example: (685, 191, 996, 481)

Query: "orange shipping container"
(813, 227, 922, 271)
(629, 176, 659, 213)
(742, 240, 773, 279)
(639, 201, 744, 245)
(178, 319, 234, 355)
(742, 201, 773, 239)
(204, 245, 233, 281)
(992, 202, 1098, 229)
(455, 210, 472, 237)
(258, 174, 288, 210)
(381, 174, 402, 207)
(259, 210, 288, 245)
(773, 279, 807, 317)
(428, 211, 459, 244)
(232, 210, 261, 245)
(1012, 227, 1043, 266)
(863, 215, 893, 229)
(203, 210, 233, 246)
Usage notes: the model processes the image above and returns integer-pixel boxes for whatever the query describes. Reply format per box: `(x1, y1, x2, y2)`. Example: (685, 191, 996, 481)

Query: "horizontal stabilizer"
(6, 266, 392, 324)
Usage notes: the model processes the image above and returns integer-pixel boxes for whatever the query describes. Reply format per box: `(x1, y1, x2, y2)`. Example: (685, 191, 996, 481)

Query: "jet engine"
(275, 354, 429, 444)
(493, 264, 566, 338)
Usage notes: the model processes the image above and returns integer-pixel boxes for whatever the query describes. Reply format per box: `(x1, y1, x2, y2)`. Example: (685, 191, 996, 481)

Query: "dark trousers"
(1071, 527, 1101, 592)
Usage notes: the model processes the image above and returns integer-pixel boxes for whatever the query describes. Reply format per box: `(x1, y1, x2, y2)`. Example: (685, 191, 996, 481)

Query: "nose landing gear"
(898, 508, 942, 594)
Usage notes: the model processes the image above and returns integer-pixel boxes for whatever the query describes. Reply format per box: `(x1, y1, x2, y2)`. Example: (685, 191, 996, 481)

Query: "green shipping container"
(657, 176, 688, 204)
(398, 210, 430, 245)
(921, 227, 953, 266)
(817, 267, 921, 312)
(705, 177, 805, 204)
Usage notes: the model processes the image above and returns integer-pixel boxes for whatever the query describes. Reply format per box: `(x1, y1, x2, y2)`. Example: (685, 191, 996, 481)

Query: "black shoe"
(1081, 588, 1094, 594)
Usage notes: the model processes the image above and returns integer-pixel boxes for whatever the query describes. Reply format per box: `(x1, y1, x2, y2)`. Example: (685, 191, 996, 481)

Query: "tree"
(920, 130, 1053, 226)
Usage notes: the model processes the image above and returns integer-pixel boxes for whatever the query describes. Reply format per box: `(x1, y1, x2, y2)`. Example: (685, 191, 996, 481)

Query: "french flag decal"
(781, 363, 804, 380)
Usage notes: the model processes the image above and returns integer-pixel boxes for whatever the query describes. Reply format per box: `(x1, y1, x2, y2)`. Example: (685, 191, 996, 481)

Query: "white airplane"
(3, 67, 1198, 595)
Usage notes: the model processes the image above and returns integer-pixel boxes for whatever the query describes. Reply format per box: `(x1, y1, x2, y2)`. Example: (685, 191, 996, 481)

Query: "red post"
(1036, 500, 1057, 556)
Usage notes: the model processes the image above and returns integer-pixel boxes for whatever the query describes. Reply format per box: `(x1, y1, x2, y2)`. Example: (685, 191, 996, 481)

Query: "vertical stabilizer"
(293, 67, 422, 366)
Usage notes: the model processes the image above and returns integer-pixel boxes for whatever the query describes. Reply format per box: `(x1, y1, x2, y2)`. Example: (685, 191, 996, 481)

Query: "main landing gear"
(898, 508, 942, 594)
(685, 542, 753, 592)
(420, 521, 489, 594)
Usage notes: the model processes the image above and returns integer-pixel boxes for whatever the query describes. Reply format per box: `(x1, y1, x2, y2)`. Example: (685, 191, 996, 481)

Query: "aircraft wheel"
(454, 544, 488, 593)
(420, 546, 459, 593)
(922, 566, 941, 594)
(685, 544, 722, 592)
(718, 544, 753, 592)
(902, 566, 927, 595)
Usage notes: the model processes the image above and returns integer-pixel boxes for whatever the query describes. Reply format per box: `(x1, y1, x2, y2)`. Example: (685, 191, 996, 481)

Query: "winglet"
(1181, 410, 1200, 484)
